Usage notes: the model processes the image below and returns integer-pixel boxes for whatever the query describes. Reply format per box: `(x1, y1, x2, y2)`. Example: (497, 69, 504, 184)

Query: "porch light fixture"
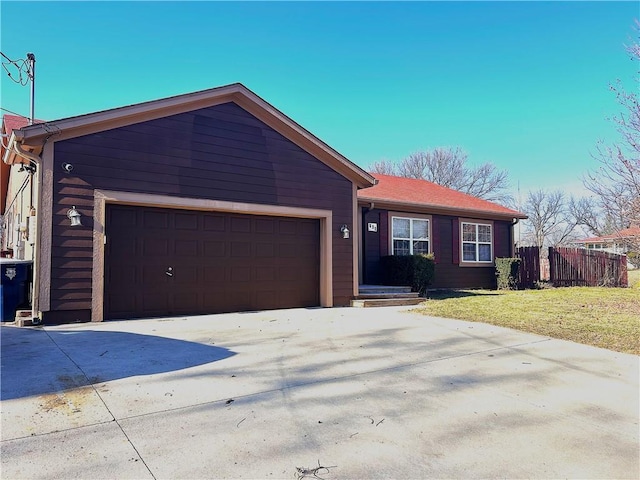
(340, 224, 350, 239)
(67, 206, 82, 227)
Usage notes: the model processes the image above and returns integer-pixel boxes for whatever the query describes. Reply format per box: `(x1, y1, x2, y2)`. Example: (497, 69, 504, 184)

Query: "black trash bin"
(0, 259, 33, 322)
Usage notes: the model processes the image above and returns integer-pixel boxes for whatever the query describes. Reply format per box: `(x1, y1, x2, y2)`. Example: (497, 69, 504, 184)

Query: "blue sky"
(1, 1, 637, 202)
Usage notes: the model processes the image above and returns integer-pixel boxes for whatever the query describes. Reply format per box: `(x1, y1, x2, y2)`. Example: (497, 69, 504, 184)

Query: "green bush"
(495, 257, 521, 290)
(380, 253, 436, 294)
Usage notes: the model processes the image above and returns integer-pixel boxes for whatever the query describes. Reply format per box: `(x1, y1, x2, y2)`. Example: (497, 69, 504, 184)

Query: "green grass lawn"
(628, 269, 640, 289)
(414, 286, 640, 355)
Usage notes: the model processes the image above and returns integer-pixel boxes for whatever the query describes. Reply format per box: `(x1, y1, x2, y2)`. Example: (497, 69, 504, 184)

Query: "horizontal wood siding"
(362, 209, 513, 289)
(50, 102, 354, 314)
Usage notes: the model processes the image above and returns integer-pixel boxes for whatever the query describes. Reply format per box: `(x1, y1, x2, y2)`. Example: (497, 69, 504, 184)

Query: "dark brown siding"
(362, 208, 513, 289)
(49, 102, 354, 318)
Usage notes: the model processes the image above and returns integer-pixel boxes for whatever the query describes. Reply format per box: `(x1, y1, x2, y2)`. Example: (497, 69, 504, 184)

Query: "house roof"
(3, 83, 376, 189)
(3, 114, 33, 136)
(575, 226, 640, 244)
(357, 174, 527, 220)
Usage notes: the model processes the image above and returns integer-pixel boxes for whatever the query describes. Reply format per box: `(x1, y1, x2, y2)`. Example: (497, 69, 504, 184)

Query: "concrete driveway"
(1, 307, 638, 479)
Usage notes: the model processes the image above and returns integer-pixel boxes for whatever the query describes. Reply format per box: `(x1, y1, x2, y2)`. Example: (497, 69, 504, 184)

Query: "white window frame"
(388, 213, 432, 256)
(460, 219, 493, 265)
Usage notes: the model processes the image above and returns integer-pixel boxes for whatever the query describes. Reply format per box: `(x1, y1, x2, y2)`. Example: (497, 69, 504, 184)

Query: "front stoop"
(351, 285, 425, 307)
(11, 310, 38, 327)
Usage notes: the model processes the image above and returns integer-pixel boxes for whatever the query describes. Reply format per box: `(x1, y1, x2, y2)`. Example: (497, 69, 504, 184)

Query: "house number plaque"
(367, 223, 378, 232)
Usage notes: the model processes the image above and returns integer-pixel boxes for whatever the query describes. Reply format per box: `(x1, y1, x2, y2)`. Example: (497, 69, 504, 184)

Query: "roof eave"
(358, 196, 528, 220)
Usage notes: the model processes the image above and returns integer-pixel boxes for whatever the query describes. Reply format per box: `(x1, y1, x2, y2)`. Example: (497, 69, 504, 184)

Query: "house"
(358, 174, 526, 288)
(2, 83, 525, 324)
(1, 114, 43, 259)
(574, 227, 640, 257)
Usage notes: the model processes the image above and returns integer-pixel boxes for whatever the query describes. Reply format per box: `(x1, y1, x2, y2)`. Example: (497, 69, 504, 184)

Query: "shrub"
(380, 254, 436, 294)
(495, 257, 521, 290)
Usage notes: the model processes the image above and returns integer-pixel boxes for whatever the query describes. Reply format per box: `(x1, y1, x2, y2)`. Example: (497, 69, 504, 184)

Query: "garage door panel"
(142, 238, 170, 256)
(255, 219, 274, 234)
(231, 216, 251, 233)
(142, 292, 170, 314)
(203, 214, 226, 231)
(203, 266, 227, 283)
(141, 265, 170, 285)
(231, 242, 251, 257)
(143, 211, 169, 229)
(254, 291, 280, 310)
(230, 266, 251, 282)
(174, 212, 199, 230)
(255, 267, 276, 282)
(175, 239, 199, 256)
(105, 205, 320, 320)
(204, 241, 226, 257)
(255, 243, 275, 258)
(173, 292, 199, 314)
(277, 219, 298, 235)
(173, 266, 199, 284)
(106, 294, 137, 317)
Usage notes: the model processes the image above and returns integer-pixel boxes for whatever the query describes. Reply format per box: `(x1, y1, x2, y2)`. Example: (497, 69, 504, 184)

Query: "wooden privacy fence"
(515, 246, 540, 289)
(548, 247, 628, 287)
(515, 246, 628, 288)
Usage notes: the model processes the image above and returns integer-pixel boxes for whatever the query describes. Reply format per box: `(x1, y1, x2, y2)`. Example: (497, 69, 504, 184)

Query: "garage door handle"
(165, 267, 173, 277)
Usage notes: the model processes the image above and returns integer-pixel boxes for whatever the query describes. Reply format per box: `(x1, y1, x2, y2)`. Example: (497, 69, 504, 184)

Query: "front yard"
(415, 286, 640, 355)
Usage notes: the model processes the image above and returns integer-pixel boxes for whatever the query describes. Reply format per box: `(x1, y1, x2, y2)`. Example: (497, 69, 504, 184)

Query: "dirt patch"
(39, 387, 95, 415)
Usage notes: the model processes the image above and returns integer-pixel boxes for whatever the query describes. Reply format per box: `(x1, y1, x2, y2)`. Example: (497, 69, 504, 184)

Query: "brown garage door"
(104, 205, 320, 320)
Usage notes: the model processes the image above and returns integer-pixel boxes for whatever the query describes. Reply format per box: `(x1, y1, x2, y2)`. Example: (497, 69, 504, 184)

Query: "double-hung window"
(461, 221, 492, 263)
(392, 216, 430, 256)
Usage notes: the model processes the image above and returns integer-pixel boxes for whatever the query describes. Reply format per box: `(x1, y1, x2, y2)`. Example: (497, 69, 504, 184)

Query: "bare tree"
(368, 159, 397, 176)
(371, 147, 511, 204)
(584, 24, 640, 239)
(521, 189, 580, 248)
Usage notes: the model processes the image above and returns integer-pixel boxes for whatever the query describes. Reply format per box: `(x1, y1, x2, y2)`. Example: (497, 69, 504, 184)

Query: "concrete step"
(351, 297, 426, 308)
(355, 292, 420, 300)
(358, 285, 413, 294)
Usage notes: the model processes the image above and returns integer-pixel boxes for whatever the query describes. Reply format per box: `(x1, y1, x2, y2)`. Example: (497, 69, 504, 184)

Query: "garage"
(104, 204, 320, 320)
(6, 84, 376, 324)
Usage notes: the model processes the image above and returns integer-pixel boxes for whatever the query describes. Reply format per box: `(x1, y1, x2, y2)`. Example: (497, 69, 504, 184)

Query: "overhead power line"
(0, 106, 29, 119)
(1, 51, 33, 86)
(1, 51, 36, 124)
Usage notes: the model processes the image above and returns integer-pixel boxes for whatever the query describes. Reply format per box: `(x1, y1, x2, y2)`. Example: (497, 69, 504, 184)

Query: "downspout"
(511, 217, 520, 257)
(6, 138, 43, 324)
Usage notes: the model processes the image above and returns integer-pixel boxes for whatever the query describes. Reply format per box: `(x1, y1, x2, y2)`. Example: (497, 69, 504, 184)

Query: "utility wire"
(0, 106, 29, 118)
(1, 51, 33, 86)
(4, 175, 31, 215)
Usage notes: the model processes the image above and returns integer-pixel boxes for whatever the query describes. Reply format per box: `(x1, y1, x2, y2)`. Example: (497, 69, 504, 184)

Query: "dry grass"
(628, 269, 640, 289)
(415, 286, 640, 355)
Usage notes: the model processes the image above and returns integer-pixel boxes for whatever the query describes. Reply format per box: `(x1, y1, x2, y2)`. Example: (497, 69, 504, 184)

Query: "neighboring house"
(358, 174, 526, 289)
(574, 227, 640, 256)
(1, 114, 41, 259)
(2, 83, 525, 324)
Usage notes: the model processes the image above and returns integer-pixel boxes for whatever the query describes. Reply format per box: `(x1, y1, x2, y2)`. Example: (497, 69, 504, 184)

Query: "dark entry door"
(104, 205, 320, 320)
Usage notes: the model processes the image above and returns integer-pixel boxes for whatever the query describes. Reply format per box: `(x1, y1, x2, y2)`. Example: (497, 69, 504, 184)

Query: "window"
(461, 222, 492, 263)
(392, 216, 430, 256)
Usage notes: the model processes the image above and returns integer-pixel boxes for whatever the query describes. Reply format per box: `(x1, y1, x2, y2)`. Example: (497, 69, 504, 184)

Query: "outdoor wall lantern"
(340, 224, 350, 239)
(67, 206, 82, 227)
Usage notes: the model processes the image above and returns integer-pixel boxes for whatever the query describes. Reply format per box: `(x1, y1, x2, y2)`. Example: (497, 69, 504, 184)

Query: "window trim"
(459, 218, 494, 266)
(387, 212, 432, 256)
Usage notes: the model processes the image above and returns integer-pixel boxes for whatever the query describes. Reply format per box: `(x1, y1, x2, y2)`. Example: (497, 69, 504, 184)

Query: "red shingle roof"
(358, 174, 526, 219)
(576, 227, 640, 244)
(2, 114, 44, 136)
(3, 114, 30, 136)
